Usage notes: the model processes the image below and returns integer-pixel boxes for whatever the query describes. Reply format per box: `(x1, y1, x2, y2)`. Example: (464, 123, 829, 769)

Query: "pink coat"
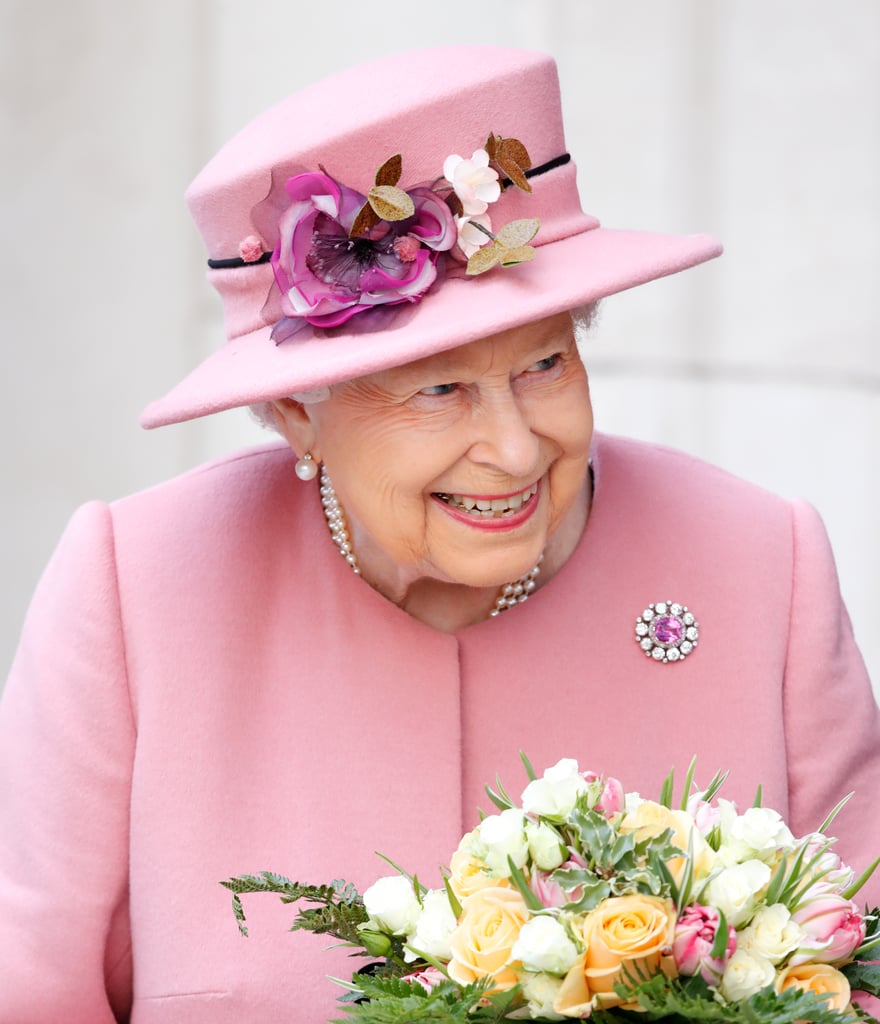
(2, 433, 878, 1022)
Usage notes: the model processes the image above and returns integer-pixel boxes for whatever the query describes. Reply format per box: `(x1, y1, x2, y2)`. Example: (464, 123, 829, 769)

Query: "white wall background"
(2, 1, 878, 691)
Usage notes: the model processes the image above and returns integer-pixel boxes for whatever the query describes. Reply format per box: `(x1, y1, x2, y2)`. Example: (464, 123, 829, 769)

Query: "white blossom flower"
(404, 888, 457, 962)
(719, 949, 776, 1001)
(454, 213, 493, 257)
(522, 759, 589, 821)
(526, 820, 566, 871)
(705, 859, 772, 927)
(511, 916, 580, 975)
(738, 904, 804, 964)
(476, 808, 529, 876)
(519, 971, 566, 1019)
(720, 805, 794, 864)
(443, 149, 501, 215)
(362, 875, 422, 936)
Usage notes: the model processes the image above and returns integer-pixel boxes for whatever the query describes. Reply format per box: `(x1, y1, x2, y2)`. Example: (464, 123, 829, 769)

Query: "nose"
(467, 387, 540, 479)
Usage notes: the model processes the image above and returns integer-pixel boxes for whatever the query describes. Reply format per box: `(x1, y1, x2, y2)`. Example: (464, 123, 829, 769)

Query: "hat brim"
(140, 225, 721, 428)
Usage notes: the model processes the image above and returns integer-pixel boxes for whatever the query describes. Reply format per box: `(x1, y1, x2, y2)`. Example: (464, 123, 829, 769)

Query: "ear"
(272, 398, 322, 463)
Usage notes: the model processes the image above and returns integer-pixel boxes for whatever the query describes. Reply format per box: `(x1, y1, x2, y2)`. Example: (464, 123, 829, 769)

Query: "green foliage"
(588, 973, 876, 1024)
(330, 975, 523, 1024)
(844, 956, 880, 999)
(219, 873, 366, 942)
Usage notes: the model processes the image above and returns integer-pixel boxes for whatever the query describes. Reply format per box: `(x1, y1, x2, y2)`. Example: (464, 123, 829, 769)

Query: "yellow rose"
(555, 894, 677, 1016)
(619, 802, 715, 884)
(447, 887, 529, 992)
(448, 846, 509, 901)
(775, 962, 852, 1014)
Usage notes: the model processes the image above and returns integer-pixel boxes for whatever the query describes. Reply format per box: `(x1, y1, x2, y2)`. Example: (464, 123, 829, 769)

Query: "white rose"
(738, 904, 804, 965)
(624, 791, 644, 815)
(519, 971, 566, 1020)
(526, 820, 566, 871)
(521, 759, 588, 820)
(719, 949, 776, 1002)
(362, 875, 422, 936)
(477, 808, 530, 876)
(510, 915, 580, 975)
(705, 859, 772, 927)
(722, 807, 794, 864)
(404, 889, 457, 962)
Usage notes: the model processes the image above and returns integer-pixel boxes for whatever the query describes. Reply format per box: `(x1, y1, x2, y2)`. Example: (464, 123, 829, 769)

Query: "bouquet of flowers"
(222, 755, 880, 1022)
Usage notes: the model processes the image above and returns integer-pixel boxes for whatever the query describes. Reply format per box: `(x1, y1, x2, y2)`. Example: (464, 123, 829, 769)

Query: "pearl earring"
(295, 452, 318, 481)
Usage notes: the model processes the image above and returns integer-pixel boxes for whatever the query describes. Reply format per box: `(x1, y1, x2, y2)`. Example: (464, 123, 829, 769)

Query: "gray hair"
(248, 302, 600, 434)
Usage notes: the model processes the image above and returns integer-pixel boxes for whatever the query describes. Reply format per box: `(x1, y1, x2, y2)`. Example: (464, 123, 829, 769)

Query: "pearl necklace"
(318, 466, 542, 618)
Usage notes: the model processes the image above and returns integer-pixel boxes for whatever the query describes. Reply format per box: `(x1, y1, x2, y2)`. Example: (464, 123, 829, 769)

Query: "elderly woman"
(1, 47, 878, 1023)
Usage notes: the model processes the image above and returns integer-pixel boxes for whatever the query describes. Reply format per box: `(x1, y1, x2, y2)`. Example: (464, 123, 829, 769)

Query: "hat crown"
(187, 46, 569, 258)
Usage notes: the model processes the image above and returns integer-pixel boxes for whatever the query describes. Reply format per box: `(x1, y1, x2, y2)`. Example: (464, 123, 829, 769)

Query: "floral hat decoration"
(141, 46, 722, 429)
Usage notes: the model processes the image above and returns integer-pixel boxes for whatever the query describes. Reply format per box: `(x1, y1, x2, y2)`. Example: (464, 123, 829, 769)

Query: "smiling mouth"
(432, 482, 540, 519)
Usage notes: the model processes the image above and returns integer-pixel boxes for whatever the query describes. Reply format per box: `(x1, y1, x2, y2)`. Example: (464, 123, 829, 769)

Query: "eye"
(419, 383, 457, 396)
(525, 353, 560, 372)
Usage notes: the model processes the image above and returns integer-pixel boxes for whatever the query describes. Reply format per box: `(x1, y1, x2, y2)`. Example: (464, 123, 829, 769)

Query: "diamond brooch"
(634, 601, 699, 664)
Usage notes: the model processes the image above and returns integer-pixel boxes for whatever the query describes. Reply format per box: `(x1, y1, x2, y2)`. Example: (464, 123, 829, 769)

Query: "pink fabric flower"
(673, 905, 736, 986)
(269, 171, 456, 332)
(791, 888, 865, 965)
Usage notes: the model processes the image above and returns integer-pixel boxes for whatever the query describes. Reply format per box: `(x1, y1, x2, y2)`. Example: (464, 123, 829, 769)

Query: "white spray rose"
(738, 904, 804, 965)
(362, 875, 422, 936)
(404, 888, 457, 962)
(519, 971, 566, 1020)
(526, 820, 566, 871)
(721, 806, 794, 864)
(521, 759, 588, 820)
(719, 949, 776, 1001)
(477, 808, 530, 876)
(511, 915, 580, 975)
(705, 859, 772, 927)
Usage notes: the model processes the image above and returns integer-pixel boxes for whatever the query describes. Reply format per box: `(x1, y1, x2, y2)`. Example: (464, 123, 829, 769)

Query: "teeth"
(441, 482, 539, 517)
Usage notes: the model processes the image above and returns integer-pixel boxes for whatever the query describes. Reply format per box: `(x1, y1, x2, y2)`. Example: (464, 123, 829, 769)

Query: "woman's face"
(275, 311, 593, 594)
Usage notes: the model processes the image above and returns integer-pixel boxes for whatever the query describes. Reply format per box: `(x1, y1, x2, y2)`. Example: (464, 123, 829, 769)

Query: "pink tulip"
(791, 889, 865, 965)
(530, 862, 584, 909)
(673, 905, 737, 986)
(583, 772, 625, 818)
(406, 966, 445, 992)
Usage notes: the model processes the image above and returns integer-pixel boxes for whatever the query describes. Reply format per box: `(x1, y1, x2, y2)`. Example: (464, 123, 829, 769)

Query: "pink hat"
(141, 46, 721, 428)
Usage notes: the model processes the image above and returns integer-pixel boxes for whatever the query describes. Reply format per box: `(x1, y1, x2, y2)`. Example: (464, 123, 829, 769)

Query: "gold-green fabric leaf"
(499, 245, 536, 267)
(495, 218, 540, 248)
(368, 185, 415, 222)
(466, 244, 502, 276)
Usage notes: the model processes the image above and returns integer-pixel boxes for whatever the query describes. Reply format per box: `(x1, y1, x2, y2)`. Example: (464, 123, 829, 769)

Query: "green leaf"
(817, 792, 854, 835)
(659, 767, 675, 809)
(519, 750, 537, 782)
(506, 855, 544, 912)
(752, 783, 763, 808)
(845, 855, 880, 901)
(843, 958, 880, 997)
(680, 756, 698, 810)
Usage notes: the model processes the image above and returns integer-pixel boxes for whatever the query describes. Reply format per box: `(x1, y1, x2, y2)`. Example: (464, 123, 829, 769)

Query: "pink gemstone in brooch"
(634, 601, 699, 664)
